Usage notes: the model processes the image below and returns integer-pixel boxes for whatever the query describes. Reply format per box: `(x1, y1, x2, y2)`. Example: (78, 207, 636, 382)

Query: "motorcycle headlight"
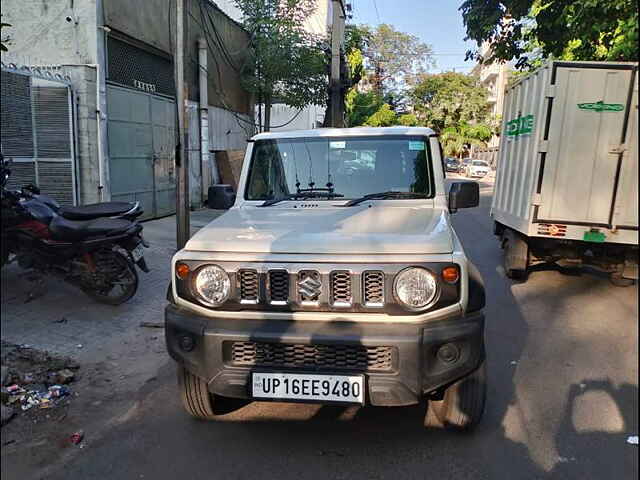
(394, 267, 438, 310)
(193, 264, 231, 306)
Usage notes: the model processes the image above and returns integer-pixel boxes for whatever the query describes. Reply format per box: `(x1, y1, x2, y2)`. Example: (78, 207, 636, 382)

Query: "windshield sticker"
(330, 141, 346, 149)
(578, 101, 624, 112)
(408, 141, 425, 151)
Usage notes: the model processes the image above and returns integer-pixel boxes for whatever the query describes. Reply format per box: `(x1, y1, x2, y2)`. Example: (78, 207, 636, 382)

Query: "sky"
(349, 0, 478, 74)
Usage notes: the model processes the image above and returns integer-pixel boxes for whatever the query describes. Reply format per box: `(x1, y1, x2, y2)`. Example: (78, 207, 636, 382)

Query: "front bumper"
(165, 304, 485, 407)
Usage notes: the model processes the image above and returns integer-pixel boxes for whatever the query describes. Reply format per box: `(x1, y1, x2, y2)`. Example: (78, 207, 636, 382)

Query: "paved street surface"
(2, 179, 638, 480)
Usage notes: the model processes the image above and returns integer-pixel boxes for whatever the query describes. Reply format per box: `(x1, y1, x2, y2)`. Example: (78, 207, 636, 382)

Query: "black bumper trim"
(165, 304, 485, 406)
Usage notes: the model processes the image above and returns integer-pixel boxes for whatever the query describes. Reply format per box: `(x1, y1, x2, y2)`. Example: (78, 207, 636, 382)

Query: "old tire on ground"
(178, 366, 217, 420)
(429, 361, 487, 431)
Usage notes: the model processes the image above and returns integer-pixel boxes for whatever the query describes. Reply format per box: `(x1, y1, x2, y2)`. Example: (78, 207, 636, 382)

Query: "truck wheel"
(429, 361, 487, 431)
(610, 273, 636, 287)
(503, 230, 529, 280)
(178, 366, 217, 420)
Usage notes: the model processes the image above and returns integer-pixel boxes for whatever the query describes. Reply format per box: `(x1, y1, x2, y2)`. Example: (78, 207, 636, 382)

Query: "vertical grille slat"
(268, 270, 289, 304)
(238, 269, 259, 303)
(363, 271, 385, 307)
(331, 271, 352, 306)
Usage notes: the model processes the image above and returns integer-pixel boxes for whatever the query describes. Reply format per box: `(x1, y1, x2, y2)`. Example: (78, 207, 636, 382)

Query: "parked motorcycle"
(1, 160, 149, 305)
(20, 183, 144, 221)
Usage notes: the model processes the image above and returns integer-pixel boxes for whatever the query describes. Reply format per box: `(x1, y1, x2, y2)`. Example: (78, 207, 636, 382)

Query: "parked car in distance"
(166, 126, 487, 431)
(464, 160, 490, 178)
(445, 157, 460, 173)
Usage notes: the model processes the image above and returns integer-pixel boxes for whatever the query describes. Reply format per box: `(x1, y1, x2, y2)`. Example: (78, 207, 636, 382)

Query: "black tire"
(610, 273, 636, 287)
(503, 232, 529, 280)
(178, 366, 218, 420)
(429, 361, 487, 431)
(82, 250, 138, 305)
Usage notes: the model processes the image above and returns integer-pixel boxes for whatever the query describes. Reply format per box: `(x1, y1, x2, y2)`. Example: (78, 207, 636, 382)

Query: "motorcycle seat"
(48, 215, 134, 241)
(58, 202, 137, 220)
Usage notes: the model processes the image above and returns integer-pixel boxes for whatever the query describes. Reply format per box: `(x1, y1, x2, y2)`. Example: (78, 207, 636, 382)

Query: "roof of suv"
(251, 126, 436, 141)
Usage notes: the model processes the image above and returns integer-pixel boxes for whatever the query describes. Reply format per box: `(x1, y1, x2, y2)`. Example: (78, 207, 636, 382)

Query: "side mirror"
(448, 181, 479, 213)
(208, 184, 236, 210)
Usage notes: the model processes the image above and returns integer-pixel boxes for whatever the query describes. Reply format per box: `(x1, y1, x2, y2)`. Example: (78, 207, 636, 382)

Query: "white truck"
(492, 61, 638, 285)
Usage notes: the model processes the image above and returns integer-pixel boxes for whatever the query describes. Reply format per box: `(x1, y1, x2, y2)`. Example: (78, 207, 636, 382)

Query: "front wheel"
(178, 366, 218, 420)
(81, 249, 138, 305)
(428, 361, 487, 431)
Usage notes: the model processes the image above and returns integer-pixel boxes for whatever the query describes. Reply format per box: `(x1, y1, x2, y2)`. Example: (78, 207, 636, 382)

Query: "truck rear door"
(536, 63, 637, 228)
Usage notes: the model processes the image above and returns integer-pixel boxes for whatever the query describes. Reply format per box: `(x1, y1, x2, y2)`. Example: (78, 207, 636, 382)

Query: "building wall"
(2, 1, 106, 204)
(63, 65, 102, 204)
(103, 0, 252, 115)
(3, 0, 253, 207)
(475, 43, 511, 148)
(1, 0, 99, 66)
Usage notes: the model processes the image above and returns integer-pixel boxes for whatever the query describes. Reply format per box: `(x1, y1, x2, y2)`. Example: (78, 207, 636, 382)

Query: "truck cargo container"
(491, 61, 638, 285)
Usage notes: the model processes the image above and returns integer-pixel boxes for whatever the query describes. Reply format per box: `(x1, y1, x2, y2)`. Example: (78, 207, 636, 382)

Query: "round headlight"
(193, 265, 230, 306)
(394, 267, 438, 310)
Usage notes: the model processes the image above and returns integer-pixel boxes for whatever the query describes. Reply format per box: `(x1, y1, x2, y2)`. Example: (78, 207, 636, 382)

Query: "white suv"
(166, 127, 487, 430)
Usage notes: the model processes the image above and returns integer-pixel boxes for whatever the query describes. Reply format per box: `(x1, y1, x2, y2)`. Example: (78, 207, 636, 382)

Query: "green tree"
(363, 24, 435, 96)
(460, 0, 639, 69)
(345, 90, 383, 127)
(441, 123, 492, 158)
(409, 71, 490, 133)
(397, 113, 419, 126)
(234, 0, 327, 131)
(364, 103, 397, 127)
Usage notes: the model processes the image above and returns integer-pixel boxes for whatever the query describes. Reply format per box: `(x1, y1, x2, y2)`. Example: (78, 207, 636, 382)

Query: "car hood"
(185, 203, 454, 255)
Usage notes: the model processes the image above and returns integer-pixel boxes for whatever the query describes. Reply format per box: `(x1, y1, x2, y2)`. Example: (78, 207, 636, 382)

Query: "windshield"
(472, 160, 488, 166)
(245, 136, 434, 201)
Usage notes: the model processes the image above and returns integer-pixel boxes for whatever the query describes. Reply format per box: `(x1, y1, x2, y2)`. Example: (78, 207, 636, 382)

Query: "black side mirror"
(208, 184, 236, 210)
(448, 181, 479, 213)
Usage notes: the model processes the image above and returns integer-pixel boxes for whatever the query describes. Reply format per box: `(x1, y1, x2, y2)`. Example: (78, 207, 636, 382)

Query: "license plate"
(252, 372, 364, 404)
(131, 244, 144, 262)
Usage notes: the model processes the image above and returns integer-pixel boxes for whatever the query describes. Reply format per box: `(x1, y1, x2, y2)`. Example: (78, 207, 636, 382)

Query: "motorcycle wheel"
(82, 250, 138, 305)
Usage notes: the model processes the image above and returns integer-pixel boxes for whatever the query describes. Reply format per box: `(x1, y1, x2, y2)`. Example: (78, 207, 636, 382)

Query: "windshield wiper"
(259, 190, 344, 207)
(342, 191, 427, 207)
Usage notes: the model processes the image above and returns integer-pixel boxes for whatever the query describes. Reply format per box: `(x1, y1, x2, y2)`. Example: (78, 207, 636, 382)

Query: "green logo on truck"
(506, 114, 534, 138)
(577, 101, 624, 112)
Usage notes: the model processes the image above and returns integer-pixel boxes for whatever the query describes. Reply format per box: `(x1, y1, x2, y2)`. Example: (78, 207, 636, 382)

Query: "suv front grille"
(230, 342, 394, 372)
(238, 269, 259, 303)
(363, 271, 384, 306)
(268, 270, 289, 304)
(330, 271, 352, 306)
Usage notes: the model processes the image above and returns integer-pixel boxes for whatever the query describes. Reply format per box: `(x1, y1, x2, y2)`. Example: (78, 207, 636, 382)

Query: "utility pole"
(329, 0, 346, 128)
(175, 0, 190, 250)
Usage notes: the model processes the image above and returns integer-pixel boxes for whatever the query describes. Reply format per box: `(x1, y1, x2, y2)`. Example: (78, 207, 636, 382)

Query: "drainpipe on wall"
(94, 62, 105, 201)
(61, 63, 104, 202)
(198, 36, 218, 200)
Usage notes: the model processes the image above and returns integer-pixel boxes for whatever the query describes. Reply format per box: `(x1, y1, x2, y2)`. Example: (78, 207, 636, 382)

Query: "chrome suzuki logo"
(298, 273, 322, 299)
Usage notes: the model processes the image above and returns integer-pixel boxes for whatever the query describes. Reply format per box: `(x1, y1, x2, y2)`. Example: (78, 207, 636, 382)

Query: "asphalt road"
(44, 185, 639, 480)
